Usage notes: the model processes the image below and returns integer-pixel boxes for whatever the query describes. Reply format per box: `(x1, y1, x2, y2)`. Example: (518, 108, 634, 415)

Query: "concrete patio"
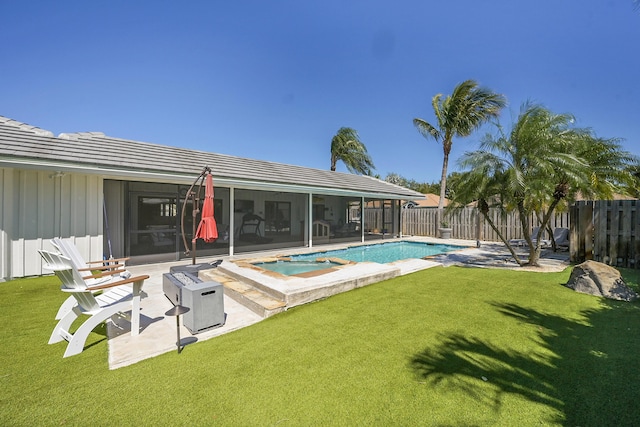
(107, 237, 570, 369)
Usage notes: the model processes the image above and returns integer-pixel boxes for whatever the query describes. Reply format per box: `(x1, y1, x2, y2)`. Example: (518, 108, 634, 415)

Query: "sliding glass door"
(128, 192, 179, 262)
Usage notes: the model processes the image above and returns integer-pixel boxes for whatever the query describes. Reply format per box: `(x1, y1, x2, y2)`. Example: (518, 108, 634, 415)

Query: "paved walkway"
(108, 259, 263, 369)
(430, 240, 570, 272)
(107, 239, 570, 369)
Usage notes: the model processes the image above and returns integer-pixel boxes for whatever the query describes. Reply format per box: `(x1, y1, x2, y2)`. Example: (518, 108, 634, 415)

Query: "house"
(0, 116, 424, 280)
(403, 193, 449, 209)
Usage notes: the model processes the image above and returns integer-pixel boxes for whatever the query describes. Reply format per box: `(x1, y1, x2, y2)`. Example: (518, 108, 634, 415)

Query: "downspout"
(229, 188, 235, 256)
(397, 199, 402, 238)
(50, 171, 65, 237)
(382, 199, 386, 239)
(308, 192, 313, 248)
(360, 196, 365, 243)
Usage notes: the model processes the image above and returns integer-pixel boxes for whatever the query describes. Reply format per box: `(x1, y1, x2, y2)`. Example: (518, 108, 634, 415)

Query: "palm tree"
(625, 164, 640, 198)
(330, 127, 375, 174)
(453, 103, 638, 266)
(413, 80, 506, 227)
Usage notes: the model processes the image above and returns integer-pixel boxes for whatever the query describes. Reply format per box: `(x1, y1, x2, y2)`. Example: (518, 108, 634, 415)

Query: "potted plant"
(438, 221, 452, 239)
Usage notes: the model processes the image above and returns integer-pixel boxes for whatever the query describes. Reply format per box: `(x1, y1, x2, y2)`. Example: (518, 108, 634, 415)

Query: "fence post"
(569, 203, 579, 263)
(593, 201, 607, 263)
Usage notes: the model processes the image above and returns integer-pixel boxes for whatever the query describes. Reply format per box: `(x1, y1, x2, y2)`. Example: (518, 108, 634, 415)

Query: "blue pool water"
(255, 260, 340, 276)
(290, 241, 462, 264)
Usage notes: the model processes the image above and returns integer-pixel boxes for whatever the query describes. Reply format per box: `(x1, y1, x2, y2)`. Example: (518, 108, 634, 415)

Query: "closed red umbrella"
(194, 172, 218, 243)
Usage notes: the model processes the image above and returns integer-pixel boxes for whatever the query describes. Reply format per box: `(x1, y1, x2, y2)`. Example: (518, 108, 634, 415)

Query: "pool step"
(199, 269, 286, 318)
(217, 262, 287, 301)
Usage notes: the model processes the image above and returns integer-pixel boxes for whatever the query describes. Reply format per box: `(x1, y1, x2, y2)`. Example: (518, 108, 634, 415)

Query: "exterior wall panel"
(0, 168, 14, 280)
(0, 168, 103, 280)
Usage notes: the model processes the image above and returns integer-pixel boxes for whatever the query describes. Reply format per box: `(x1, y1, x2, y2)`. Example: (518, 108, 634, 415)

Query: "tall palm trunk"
(477, 198, 526, 265)
(481, 210, 525, 266)
(438, 152, 449, 227)
(438, 139, 452, 227)
(511, 198, 550, 267)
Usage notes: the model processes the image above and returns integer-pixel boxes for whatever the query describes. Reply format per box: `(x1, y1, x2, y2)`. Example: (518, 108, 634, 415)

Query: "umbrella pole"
(191, 169, 208, 264)
(192, 191, 198, 265)
(179, 167, 211, 265)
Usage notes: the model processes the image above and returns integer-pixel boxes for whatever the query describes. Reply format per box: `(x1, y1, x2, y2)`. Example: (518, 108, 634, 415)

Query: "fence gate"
(570, 200, 639, 269)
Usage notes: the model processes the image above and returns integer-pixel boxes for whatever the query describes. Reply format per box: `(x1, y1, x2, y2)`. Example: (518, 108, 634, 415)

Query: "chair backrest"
(531, 227, 540, 240)
(51, 238, 112, 286)
(242, 214, 264, 227)
(51, 238, 88, 270)
(552, 227, 567, 239)
(553, 227, 570, 246)
(313, 220, 330, 237)
(39, 249, 74, 272)
(38, 250, 100, 312)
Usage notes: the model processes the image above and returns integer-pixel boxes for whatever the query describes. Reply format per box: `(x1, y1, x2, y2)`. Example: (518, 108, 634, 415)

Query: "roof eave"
(0, 157, 422, 200)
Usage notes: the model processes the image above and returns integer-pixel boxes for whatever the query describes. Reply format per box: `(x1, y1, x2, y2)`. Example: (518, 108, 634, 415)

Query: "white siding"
(0, 168, 103, 280)
(0, 168, 14, 280)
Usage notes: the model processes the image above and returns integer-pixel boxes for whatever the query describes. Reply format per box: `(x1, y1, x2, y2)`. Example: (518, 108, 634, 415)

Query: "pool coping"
(240, 256, 355, 279)
(218, 259, 402, 308)
(217, 239, 467, 309)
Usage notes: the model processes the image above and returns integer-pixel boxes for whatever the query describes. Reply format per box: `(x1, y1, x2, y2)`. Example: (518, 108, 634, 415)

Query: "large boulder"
(565, 260, 638, 301)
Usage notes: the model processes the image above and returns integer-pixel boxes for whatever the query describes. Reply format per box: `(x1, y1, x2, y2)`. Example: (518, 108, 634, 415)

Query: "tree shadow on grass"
(410, 300, 640, 426)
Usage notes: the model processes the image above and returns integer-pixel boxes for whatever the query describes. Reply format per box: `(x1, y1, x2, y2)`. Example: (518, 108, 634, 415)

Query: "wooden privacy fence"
(363, 206, 395, 232)
(570, 200, 639, 269)
(399, 207, 570, 243)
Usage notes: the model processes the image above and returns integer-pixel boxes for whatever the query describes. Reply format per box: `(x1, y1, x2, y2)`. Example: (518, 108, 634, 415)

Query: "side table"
(165, 305, 190, 353)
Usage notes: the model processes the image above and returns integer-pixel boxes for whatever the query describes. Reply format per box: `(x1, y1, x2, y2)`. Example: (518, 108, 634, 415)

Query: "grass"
(1, 266, 640, 426)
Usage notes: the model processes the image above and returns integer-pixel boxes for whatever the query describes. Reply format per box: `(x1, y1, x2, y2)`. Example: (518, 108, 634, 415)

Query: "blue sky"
(2, 1, 639, 183)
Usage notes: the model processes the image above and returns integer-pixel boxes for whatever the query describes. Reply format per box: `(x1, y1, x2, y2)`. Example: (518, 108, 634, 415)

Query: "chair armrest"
(82, 269, 127, 280)
(77, 263, 124, 272)
(86, 275, 149, 291)
(85, 257, 130, 265)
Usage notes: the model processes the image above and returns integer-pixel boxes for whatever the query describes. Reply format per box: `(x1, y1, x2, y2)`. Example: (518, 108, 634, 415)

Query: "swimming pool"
(254, 260, 341, 276)
(290, 241, 462, 264)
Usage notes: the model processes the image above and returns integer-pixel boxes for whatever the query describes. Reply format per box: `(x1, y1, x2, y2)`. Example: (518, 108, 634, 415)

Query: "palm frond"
(330, 127, 375, 174)
(461, 102, 636, 215)
(413, 118, 441, 142)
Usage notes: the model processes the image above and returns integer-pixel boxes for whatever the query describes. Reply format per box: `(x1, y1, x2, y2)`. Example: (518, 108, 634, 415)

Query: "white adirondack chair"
(51, 237, 129, 274)
(39, 250, 149, 358)
(50, 238, 131, 319)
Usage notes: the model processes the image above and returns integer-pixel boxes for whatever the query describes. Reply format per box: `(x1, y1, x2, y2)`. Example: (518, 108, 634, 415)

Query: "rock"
(565, 260, 638, 301)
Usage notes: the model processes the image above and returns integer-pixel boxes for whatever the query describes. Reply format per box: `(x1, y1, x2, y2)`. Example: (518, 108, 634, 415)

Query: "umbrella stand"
(180, 166, 211, 265)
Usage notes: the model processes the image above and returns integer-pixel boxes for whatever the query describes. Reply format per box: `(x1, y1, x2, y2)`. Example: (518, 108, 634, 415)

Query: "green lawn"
(1, 266, 639, 426)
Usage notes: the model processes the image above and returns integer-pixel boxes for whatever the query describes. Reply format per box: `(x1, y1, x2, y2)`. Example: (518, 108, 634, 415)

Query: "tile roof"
(405, 193, 449, 207)
(0, 116, 423, 199)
